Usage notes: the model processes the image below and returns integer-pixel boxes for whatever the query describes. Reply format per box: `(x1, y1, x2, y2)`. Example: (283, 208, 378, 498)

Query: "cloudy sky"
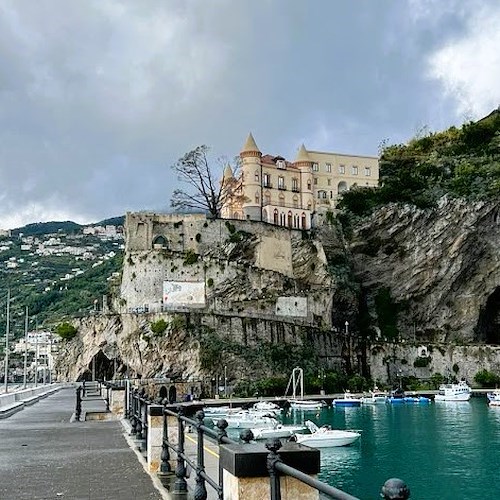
(0, 0, 499, 229)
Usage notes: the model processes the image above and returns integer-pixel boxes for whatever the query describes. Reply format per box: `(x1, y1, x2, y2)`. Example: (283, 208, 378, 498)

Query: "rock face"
(350, 198, 500, 344)
(55, 199, 500, 386)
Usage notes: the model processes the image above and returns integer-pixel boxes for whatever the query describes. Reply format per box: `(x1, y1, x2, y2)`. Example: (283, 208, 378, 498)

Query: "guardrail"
(115, 383, 411, 500)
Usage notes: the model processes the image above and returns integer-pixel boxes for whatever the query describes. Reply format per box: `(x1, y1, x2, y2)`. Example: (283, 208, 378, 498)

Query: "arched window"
(255, 171, 260, 182)
(307, 180, 311, 190)
(273, 209, 279, 225)
(287, 211, 293, 228)
(338, 181, 348, 194)
(293, 214, 299, 228)
(264, 191, 271, 206)
(153, 235, 167, 249)
(280, 212, 286, 226)
(279, 194, 285, 207)
(301, 213, 307, 229)
(293, 195, 299, 208)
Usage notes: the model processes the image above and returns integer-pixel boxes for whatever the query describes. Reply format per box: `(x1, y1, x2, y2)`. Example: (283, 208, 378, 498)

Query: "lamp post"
(23, 306, 28, 389)
(3, 290, 11, 393)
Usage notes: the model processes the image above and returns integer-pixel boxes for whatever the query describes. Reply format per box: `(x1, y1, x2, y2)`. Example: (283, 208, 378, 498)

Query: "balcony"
(291, 187, 300, 193)
(277, 185, 287, 191)
(262, 182, 273, 189)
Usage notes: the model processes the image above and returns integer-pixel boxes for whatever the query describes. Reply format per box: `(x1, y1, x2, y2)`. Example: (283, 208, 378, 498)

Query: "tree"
(55, 322, 77, 340)
(170, 145, 240, 217)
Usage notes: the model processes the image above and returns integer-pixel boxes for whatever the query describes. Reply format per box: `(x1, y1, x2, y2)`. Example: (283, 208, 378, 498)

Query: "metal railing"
(121, 385, 410, 500)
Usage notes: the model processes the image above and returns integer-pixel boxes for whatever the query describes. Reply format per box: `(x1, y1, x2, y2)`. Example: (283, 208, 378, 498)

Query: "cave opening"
(475, 287, 500, 344)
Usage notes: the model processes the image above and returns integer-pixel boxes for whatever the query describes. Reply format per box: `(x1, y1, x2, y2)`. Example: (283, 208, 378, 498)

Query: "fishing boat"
(292, 421, 361, 448)
(403, 395, 431, 403)
(285, 366, 326, 410)
(361, 387, 388, 404)
(289, 399, 326, 410)
(386, 388, 406, 404)
(487, 390, 500, 406)
(332, 391, 362, 407)
(213, 410, 278, 429)
(434, 380, 471, 402)
(253, 401, 281, 412)
(250, 424, 308, 440)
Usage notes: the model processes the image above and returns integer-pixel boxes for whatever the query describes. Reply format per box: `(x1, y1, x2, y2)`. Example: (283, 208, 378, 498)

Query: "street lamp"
(3, 290, 13, 394)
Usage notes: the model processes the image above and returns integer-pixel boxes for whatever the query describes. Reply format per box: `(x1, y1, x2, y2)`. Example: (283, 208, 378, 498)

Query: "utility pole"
(35, 325, 39, 388)
(23, 306, 28, 389)
(3, 290, 10, 394)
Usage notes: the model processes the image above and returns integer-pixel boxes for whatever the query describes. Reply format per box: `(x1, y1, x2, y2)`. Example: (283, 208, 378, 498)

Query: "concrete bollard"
(147, 405, 164, 473)
(219, 441, 320, 500)
(110, 387, 125, 415)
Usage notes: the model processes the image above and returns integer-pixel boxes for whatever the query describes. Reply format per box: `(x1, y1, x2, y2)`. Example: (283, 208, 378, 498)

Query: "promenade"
(0, 387, 164, 500)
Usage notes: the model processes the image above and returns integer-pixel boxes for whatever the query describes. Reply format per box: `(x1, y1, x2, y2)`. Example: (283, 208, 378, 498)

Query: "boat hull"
(295, 431, 360, 448)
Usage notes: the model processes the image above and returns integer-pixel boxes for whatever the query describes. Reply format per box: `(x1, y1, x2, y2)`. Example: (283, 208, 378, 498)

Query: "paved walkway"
(0, 387, 164, 500)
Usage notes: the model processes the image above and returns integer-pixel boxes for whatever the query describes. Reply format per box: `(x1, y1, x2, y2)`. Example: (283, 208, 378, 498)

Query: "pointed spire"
(223, 164, 233, 179)
(295, 144, 311, 163)
(241, 133, 260, 155)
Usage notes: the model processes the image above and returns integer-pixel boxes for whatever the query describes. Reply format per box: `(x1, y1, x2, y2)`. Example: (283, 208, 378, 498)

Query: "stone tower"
(240, 133, 262, 221)
(294, 144, 314, 212)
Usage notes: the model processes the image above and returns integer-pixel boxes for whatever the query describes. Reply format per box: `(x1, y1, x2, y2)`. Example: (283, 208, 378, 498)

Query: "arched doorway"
(168, 385, 177, 403)
(159, 386, 168, 399)
(152, 235, 168, 249)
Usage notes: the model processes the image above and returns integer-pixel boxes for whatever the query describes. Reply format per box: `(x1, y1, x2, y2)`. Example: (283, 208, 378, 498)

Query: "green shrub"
(207, 278, 214, 287)
(150, 319, 168, 335)
(413, 356, 431, 368)
(474, 369, 500, 387)
(183, 250, 198, 265)
(55, 322, 77, 340)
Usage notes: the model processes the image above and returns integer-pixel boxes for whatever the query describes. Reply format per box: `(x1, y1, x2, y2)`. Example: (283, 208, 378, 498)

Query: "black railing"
(122, 385, 411, 500)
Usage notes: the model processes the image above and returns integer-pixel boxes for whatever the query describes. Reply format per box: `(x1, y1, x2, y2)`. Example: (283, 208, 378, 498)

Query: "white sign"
(163, 281, 205, 307)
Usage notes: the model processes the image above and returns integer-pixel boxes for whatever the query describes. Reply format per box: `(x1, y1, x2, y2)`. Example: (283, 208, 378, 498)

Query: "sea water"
(281, 397, 498, 499)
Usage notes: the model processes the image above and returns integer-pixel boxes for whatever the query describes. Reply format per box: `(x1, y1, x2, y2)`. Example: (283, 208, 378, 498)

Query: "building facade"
(221, 133, 379, 229)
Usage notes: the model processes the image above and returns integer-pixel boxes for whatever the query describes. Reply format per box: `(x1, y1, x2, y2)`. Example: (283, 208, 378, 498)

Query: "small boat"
(293, 421, 361, 448)
(332, 391, 362, 407)
(434, 381, 471, 402)
(487, 390, 500, 406)
(288, 399, 326, 410)
(361, 387, 388, 404)
(386, 388, 406, 404)
(251, 424, 308, 440)
(214, 411, 278, 429)
(403, 396, 431, 404)
(253, 401, 281, 412)
(203, 405, 232, 416)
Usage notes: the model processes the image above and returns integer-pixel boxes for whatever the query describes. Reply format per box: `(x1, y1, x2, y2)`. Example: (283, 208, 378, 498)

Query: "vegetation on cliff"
(339, 109, 500, 216)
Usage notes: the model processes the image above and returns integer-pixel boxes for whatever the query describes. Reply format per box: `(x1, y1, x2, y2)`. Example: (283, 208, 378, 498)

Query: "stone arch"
(475, 287, 500, 344)
(153, 235, 168, 249)
(338, 181, 348, 194)
(159, 386, 168, 399)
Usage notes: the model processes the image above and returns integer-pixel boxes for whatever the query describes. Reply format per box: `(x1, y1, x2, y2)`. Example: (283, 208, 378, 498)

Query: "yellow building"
(221, 133, 379, 230)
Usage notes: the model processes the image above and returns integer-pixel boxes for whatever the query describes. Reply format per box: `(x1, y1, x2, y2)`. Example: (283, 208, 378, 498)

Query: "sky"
(0, 0, 499, 229)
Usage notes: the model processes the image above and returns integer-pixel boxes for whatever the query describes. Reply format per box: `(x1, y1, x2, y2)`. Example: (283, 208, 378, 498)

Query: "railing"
(121, 385, 411, 500)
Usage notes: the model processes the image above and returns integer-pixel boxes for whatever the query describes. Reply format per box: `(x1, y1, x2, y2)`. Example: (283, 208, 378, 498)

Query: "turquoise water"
(279, 397, 499, 499)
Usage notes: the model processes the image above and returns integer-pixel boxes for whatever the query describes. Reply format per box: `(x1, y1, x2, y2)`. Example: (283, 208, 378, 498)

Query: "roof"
(241, 133, 260, 154)
(295, 144, 311, 163)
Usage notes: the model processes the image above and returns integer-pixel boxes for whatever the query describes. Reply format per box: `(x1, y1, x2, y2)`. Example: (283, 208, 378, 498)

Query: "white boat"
(288, 399, 326, 410)
(214, 411, 278, 429)
(361, 387, 388, 404)
(253, 401, 281, 412)
(487, 390, 500, 406)
(251, 424, 308, 440)
(203, 405, 232, 416)
(434, 380, 471, 401)
(332, 391, 362, 407)
(293, 421, 361, 448)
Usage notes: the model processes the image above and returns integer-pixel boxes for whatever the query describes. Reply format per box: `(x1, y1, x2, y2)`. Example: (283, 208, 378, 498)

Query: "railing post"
(75, 386, 82, 422)
(172, 407, 188, 494)
(136, 390, 144, 441)
(381, 478, 411, 499)
(194, 410, 207, 500)
(82, 380, 86, 397)
(130, 389, 138, 435)
(105, 385, 110, 412)
(216, 419, 228, 497)
(266, 438, 282, 500)
(158, 403, 173, 486)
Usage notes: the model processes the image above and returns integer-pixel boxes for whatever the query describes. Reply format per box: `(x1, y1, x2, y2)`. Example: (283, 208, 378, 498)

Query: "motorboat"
(250, 424, 308, 440)
(203, 405, 232, 416)
(487, 390, 500, 406)
(292, 421, 361, 448)
(403, 395, 431, 404)
(213, 410, 278, 429)
(434, 381, 471, 402)
(253, 401, 281, 412)
(332, 391, 362, 407)
(361, 388, 388, 404)
(288, 399, 326, 410)
(386, 388, 406, 404)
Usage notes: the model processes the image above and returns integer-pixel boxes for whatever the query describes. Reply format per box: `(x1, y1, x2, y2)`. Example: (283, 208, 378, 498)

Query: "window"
(279, 194, 285, 206)
(287, 211, 292, 228)
(276, 159, 286, 169)
(307, 180, 311, 190)
(330, 191, 333, 198)
(352, 166, 358, 175)
(273, 209, 278, 225)
(293, 195, 299, 208)
(255, 171, 259, 182)
(313, 163, 319, 171)
(263, 173, 271, 187)
(292, 178, 299, 192)
(278, 176, 285, 190)
(280, 212, 286, 226)
(365, 167, 371, 176)
(264, 192, 271, 205)
(326, 163, 332, 173)
(339, 164, 345, 174)
(327, 179, 331, 186)
(314, 178, 318, 185)
(338, 181, 348, 193)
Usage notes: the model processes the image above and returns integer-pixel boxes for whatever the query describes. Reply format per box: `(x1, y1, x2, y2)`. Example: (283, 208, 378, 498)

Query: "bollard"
(381, 478, 410, 499)
(194, 410, 207, 500)
(240, 429, 254, 444)
(172, 407, 188, 495)
(158, 404, 173, 486)
(75, 386, 82, 422)
(266, 438, 282, 500)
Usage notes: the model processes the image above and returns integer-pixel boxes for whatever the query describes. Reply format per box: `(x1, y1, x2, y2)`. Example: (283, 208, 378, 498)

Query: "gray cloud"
(0, 0, 497, 228)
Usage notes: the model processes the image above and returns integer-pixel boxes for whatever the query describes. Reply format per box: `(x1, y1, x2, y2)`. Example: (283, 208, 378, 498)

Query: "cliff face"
(350, 198, 500, 344)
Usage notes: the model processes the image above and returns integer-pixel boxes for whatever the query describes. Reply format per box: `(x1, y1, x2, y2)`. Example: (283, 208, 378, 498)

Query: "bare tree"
(170, 145, 241, 217)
